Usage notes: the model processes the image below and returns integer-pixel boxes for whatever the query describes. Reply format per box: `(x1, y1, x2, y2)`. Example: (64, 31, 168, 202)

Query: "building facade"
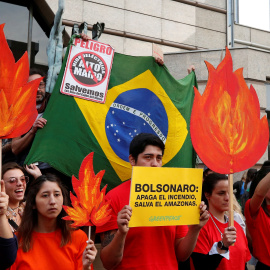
(1, 0, 269, 178)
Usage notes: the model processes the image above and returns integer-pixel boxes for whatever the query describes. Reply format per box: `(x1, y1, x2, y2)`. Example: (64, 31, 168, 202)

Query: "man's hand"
(155, 57, 164, 66)
(198, 201, 209, 228)
(82, 240, 97, 270)
(222, 226, 237, 248)
(30, 117, 47, 134)
(117, 205, 132, 235)
(25, 164, 42, 179)
(189, 201, 209, 231)
(0, 180, 9, 216)
(80, 33, 91, 41)
(187, 65, 195, 74)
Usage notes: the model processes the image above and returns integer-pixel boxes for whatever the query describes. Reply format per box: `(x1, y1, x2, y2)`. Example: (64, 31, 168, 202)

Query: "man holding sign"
(97, 133, 209, 270)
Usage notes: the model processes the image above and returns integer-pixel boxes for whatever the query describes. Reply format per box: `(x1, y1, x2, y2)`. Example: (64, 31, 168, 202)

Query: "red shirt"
(192, 215, 250, 270)
(97, 180, 188, 270)
(245, 199, 270, 266)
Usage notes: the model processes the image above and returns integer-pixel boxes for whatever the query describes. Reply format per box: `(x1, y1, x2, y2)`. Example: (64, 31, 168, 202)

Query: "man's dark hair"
(129, 133, 165, 162)
(261, 160, 270, 168)
(29, 67, 47, 82)
(244, 168, 257, 190)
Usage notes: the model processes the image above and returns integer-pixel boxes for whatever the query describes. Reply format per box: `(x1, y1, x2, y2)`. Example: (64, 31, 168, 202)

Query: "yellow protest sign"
(129, 167, 203, 227)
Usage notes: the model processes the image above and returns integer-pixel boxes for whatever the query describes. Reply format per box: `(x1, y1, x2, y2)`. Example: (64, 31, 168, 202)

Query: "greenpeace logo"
(149, 215, 182, 222)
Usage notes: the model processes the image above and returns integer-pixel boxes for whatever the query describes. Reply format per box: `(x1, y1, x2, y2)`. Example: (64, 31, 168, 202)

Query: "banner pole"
(88, 225, 91, 240)
(228, 173, 234, 227)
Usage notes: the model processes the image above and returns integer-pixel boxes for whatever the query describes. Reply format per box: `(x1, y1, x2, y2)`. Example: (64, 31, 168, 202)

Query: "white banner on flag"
(60, 38, 115, 103)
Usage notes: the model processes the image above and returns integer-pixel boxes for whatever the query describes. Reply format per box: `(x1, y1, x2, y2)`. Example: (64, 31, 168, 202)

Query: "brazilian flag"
(25, 36, 197, 190)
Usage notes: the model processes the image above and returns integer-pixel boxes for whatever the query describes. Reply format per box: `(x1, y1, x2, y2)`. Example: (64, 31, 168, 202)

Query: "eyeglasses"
(38, 82, 46, 89)
(5, 176, 29, 185)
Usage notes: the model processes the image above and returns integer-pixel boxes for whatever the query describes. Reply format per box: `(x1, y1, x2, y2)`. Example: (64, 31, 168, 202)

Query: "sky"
(239, 0, 269, 31)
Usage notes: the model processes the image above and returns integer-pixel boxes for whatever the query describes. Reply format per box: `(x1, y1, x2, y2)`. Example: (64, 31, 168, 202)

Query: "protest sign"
(190, 47, 269, 225)
(129, 167, 202, 227)
(0, 24, 42, 186)
(60, 38, 114, 103)
(63, 152, 111, 238)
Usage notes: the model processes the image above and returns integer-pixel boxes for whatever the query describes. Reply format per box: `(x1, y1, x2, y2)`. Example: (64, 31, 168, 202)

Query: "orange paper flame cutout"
(0, 24, 43, 139)
(190, 48, 269, 174)
(63, 152, 111, 227)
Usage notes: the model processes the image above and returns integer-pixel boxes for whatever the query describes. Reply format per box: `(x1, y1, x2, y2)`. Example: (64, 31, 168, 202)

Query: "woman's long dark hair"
(17, 174, 72, 252)
(249, 165, 270, 217)
(202, 173, 228, 207)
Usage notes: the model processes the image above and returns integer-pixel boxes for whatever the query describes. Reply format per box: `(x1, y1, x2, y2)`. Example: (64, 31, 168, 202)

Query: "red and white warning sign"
(60, 38, 115, 103)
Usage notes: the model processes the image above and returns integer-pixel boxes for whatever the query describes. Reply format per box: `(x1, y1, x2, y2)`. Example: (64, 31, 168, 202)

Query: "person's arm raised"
(25, 164, 42, 179)
(249, 172, 270, 218)
(11, 117, 47, 155)
(100, 205, 132, 269)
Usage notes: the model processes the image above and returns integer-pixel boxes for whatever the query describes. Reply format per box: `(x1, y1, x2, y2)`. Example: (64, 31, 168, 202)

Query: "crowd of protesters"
(2, 129, 270, 270)
(1, 67, 270, 270)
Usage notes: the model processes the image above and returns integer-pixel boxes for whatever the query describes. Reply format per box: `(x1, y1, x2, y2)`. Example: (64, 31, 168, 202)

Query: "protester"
(11, 68, 50, 167)
(96, 133, 209, 270)
(241, 168, 257, 213)
(2, 162, 28, 232)
(245, 165, 270, 270)
(233, 171, 246, 202)
(10, 173, 96, 269)
(191, 173, 251, 270)
(245, 169, 257, 192)
(0, 180, 18, 270)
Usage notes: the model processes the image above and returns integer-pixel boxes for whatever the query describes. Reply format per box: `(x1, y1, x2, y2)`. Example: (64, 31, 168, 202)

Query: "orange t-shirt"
(10, 229, 88, 270)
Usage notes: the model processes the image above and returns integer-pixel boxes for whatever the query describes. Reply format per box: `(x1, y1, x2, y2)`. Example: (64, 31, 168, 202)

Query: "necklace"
(11, 205, 20, 210)
(6, 206, 17, 220)
(209, 214, 223, 238)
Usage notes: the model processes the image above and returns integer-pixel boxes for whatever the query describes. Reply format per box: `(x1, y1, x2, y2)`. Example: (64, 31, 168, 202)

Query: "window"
(0, 0, 50, 69)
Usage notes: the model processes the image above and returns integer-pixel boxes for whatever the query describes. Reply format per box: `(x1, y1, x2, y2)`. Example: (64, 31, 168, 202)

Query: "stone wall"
(44, 0, 227, 55)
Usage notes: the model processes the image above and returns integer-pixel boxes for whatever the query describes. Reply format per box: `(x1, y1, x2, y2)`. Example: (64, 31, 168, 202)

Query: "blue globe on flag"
(105, 88, 168, 161)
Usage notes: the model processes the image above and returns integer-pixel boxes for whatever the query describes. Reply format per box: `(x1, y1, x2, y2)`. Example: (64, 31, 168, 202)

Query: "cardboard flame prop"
(0, 24, 43, 139)
(190, 48, 269, 174)
(63, 152, 111, 227)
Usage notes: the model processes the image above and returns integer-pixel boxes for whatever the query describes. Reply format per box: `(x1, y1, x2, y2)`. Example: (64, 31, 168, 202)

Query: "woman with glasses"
(2, 162, 29, 232)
